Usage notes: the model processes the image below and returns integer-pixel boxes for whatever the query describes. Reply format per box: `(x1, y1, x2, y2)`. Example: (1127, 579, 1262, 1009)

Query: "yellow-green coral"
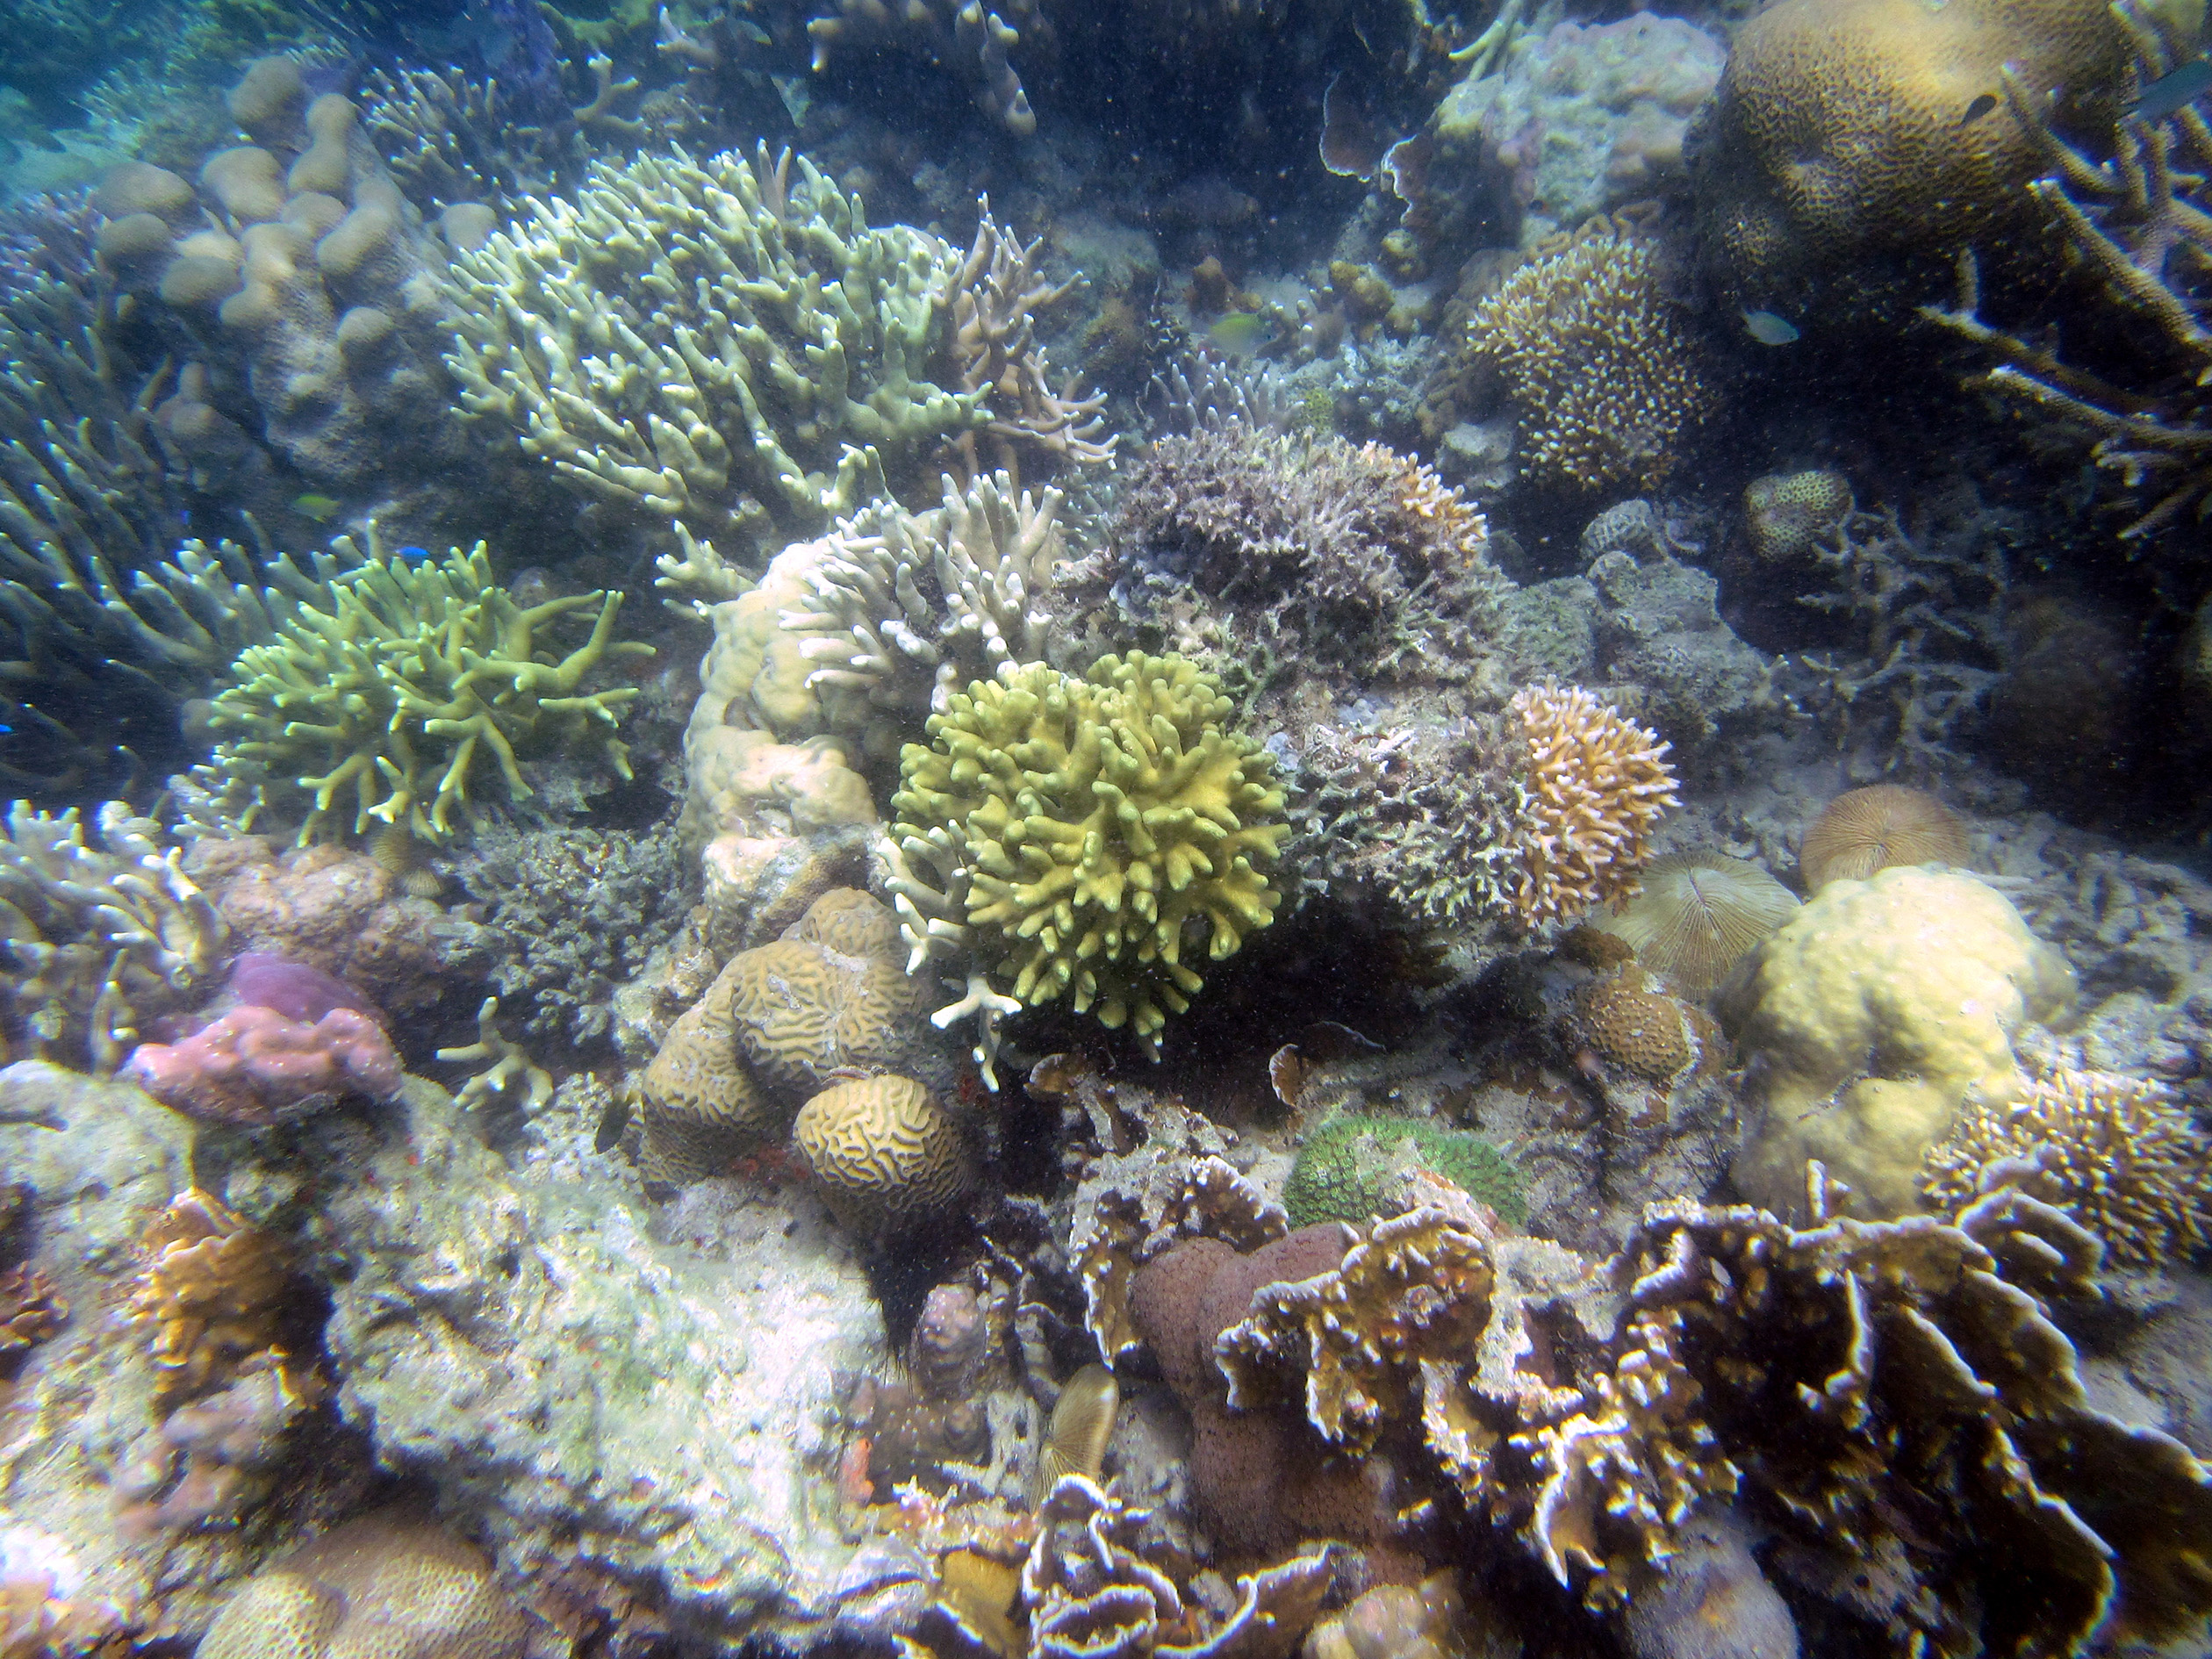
(1471, 219, 1713, 494)
(888, 652, 1287, 1078)
(794, 1074, 973, 1236)
(205, 542, 653, 844)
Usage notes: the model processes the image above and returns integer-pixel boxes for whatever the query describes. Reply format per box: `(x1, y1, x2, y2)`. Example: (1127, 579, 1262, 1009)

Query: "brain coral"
(1720, 866, 2077, 1219)
(889, 652, 1288, 1076)
(794, 1074, 973, 1236)
(1690, 0, 2129, 320)
(197, 1506, 526, 1659)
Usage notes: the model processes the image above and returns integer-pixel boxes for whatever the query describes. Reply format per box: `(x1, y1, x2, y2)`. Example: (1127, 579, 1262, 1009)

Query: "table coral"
(204, 539, 652, 845)
(1471, 217, 1714, 494)
(888, 652, 1288, 1080)
(124, 1002, 402, 1126)
(794, 1074, 974, 1238)
(1921, 1062, 2212, 1266)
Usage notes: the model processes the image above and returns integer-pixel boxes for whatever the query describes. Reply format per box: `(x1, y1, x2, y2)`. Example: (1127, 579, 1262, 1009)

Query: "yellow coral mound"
(1505, 685, 1677, 930)
(1472, 219, 1714, 493)
(794, 1074, 973, 1237)
(1721, 867, 2076, 1218)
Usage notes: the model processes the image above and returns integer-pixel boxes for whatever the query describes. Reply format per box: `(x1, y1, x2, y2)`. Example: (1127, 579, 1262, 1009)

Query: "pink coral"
(125, 1004, 403, 1124)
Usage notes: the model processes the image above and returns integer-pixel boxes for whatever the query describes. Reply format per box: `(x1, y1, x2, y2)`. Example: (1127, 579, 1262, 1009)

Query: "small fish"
(2136, 57, 2212, 123)
(395, 544, 431, 561)
(291, 492, 342, 522)
(1205, 311, 1266, 357)
(1958, 92, 1999, 126)
(594, 1093, 631, 1153)
(1742, 308, 1801, 346)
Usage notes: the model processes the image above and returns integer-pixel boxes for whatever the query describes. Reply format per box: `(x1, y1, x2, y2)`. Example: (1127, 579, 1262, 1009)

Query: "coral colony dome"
(4, 0, 2212, 1653)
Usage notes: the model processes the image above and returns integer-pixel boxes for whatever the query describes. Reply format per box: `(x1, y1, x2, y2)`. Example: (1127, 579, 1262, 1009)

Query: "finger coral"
(1505, 684, 1678, 930)
(1471, 217, 1715, 494)
(204, 540, 653, 845)
(1921, 1063, 2212, 1266)
(888, 652, 1289, 1080)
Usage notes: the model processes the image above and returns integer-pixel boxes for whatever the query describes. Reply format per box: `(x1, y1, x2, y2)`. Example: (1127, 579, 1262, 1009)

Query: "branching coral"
(203, 540, 652, 844)
(806, 0, 1042, 133)
(0, 800, 227, 1073)
(1471, 216, 1714, 494)
(126, 1189, 314, 1411)
(358, 57, 639, 216)
(887, 652, 1288, 1079)
(1922, 1062, 2212, 1265)
(1504, 684, 1677, 930)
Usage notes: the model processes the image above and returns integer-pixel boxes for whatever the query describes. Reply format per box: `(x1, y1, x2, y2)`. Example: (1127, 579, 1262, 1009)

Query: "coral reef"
(1798, 784, 1969, 893)
(204, 541, 651, 844)
(434, 996, 556, 1113)
(1571, 967, 1718, 1087)
(1282, 1114, 1526, 1229)
(887, 652, 1288, 1076)
(1693, 0, 2129, 322)
(1504, 684, 1677, 931)
(126, 1188, 315, 1412)
(1471, 218, 1714, 495)
(124, 1002, 402, 1126)
(1743, 470, 1851, 565)
(793, 1074, 974, 1238)
(1922, 1062, 2212, 1266)
(1588, 853, 1799, 996)
(1721, 866, 2077, 1217)
(1304, 1574, 1480, 1659)
(805, 0, 1039, 134)
(197, 1506, 528, 1658)
(0, 801, 227, 1074)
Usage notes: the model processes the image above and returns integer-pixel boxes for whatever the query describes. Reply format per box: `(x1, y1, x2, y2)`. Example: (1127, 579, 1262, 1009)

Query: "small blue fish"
(1742, 308, 1801, 347)
(395, 544, 430, 561)
(2136, 57, 2212, 124)
(292, 492, 342, 522)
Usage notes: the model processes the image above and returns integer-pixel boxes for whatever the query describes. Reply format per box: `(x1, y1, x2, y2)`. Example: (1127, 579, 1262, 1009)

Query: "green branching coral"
(887, 652, 1287, 1081)
(204, 542, 653, 845)
(444, 142, 986, 557)
(1284, 1114, 1526, 1229)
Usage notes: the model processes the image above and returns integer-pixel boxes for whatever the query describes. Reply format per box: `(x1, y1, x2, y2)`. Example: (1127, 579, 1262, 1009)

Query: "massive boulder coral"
(794, 1074, 974, 1239)
(1721, 866, 2077, 1219)
(1688, 0, 2129, 321)
(888, 652, 1288, 1078)
(202, 540, 651, 845)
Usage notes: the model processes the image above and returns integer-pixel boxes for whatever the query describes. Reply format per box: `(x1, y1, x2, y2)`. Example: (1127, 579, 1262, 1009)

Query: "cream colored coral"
(1721, 867, 2077, 1219)
(794, 1074, 973, 1234)
(1505, 685, 1677, 930)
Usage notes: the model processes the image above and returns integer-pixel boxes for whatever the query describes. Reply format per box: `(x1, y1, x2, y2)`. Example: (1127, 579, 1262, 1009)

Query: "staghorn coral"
(203, 540, 652, 845)
(434, 997, 556, 1114)
(126, 1188, 312, 1411)
(887, 652, 1288, 1079)
(946, 208, 1113, 478)
(1504, 684, 1677, 931)
(1586, 853, 1799, 995)
(1470, 218, 1714, 495)
(1282, 1115, 1526, 1230)
(1721, 866, 2077, 1218)
(197, 1506, 528, 1659)
(0, 800, 228, 1074)
(357, 58, 638, 218)
(807, 0, 1041, 134)
(794, 1074, 974, 1238)
(1921, 1062, 2212, 1265)
(1798, 784, 1970, 893)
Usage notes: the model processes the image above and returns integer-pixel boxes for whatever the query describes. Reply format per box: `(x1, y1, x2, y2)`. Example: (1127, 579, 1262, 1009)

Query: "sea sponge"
(1743, 470, 1850, 564)
(1798, 784, 1969, 893)
(1589, 853, 1799, 995)
(1283, 1115, 1526, 1230)
(794, 1074, 973, 1237)
(1505, 685, 1678, 930)
(1572, 970, 1716, 1085)
(1690, 0, 2128, 319)
(888, 652, 1288, 1071)
(123, 1003, 402, 1125)
(197, 1506, 527, 1659)
(1471, 218, 1714, 494)
(1720, 867, 2077, 1218)
(1921, 1064, 2212, 1266)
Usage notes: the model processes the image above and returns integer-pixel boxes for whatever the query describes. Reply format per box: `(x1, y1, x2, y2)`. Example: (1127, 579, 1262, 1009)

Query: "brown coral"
(1470, 218, 1715, 494)
(1798, 784, 1969, 893)
(1571, 970, 1716, 1085)
(1921, 1064, 2212, 1266)
(794, 1074, 974, 1236)
(1505, 685, 1678, 930)
(636, 975, 779, 1184)
(196, 1505, 528, 1659)
(126, 1189, 313, 1411)
(1743, 470, 1852, 565)
(0, 1264, 63, 1361)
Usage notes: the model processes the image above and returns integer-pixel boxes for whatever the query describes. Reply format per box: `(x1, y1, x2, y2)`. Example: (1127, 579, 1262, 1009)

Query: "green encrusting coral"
(205, 543, 653, 844)
(888, 652, 1287, 1063)
(1284, 1114, 1526, 1228)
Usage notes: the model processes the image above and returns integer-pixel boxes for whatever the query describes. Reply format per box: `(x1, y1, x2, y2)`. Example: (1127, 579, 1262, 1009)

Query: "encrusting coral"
(1921, 1062, 2212, 1266)
(794, 1074, 974, 1238)
(1721, 866, 2077, 1218)
(1743, 470, 1852, 564)
(1471, 215, 1714, 494)
(1282, 1115, 1526, 1229)
(202, 540, 652, 845)
(888, 652, 1288, 1079)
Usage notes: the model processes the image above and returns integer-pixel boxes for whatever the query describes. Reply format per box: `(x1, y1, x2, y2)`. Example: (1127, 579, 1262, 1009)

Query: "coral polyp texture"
(203, 541, 652, 844)
(1471, 218, 1714, 494)
(888, 651, 1288, 1076)
(1921, 1063, 2212, 1266)
(793, 1074, 974, 1238)
(1505, 684, 1677, 930)
(124, 1003, 403, 1126)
